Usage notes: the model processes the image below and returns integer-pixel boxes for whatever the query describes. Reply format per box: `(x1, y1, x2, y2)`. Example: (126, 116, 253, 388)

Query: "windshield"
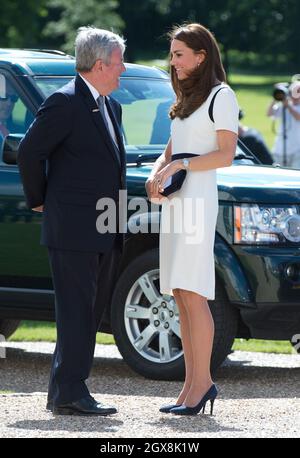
(35, 77, 73, 98)
(112, 79, 174, 147)
(35, 76, 174, 148)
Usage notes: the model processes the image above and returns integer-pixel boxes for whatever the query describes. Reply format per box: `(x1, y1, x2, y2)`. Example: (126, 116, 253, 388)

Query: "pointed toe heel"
(159, 403, 182, 413)
(170, 384, 218, 416)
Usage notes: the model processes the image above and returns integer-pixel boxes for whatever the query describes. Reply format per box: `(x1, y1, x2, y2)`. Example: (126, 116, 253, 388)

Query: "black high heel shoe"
(170, 384, 218, 416)
(159, 403, 182, 413)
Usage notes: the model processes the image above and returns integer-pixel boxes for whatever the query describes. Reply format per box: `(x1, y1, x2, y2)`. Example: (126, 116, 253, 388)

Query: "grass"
(8, 321, 295, 354)
(9, 321, 115, 345)
(232, 338, 294, 354)
(229, 72, 289, 149)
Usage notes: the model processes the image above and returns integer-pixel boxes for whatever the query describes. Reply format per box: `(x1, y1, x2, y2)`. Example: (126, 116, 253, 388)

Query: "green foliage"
(1, 0, 300, 72)
(0, 0, 48, 47)
(44, 0, 124, 54)
(228, 50, 296, 73)
(117, 0, 300, 71)
(209, 0, 300, 71)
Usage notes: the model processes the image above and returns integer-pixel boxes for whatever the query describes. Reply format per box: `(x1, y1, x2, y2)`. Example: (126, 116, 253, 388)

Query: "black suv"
(0, 49, 299, 380)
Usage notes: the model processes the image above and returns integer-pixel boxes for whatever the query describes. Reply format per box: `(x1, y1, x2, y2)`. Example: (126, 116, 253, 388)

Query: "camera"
(272, 74, 300, 101)
(273, 82, 289, 101)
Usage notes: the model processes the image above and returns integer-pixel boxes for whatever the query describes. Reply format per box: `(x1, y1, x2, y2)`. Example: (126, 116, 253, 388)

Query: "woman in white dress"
(145, 23, 239, 415)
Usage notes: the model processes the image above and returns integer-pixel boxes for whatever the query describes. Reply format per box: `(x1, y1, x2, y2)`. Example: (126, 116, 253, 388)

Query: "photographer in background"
(238, 109, 274, 164)
(267, 80, 300, 168)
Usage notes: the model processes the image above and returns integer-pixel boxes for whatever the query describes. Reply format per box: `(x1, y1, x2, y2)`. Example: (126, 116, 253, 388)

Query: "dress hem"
(160, 285, 215, 301)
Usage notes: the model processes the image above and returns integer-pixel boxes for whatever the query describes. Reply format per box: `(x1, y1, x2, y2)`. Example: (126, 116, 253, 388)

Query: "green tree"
(2, 0, 300, 73)
(44, 0, 124, 54)
(117, 0, 211, 61)
(209, 0, 300, 71)
(0, 0, 48, 47)
(117, 0, 300, 72)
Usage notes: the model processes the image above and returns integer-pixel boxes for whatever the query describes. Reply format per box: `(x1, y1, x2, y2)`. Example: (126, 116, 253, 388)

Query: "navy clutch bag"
(160, 153, 199, 197)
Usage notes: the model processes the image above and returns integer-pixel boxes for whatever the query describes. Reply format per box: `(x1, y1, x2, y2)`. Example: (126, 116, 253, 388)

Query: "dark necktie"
(97, 96, 121, 166)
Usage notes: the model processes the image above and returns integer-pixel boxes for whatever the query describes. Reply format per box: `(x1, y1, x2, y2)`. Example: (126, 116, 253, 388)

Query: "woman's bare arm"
(155, 130, 238, 193)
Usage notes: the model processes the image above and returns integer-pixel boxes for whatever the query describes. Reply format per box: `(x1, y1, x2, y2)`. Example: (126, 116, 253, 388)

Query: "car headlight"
(234, 204, 300, 244)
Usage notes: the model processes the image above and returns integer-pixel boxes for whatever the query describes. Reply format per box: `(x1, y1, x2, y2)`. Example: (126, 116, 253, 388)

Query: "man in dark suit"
(17, 27, 127, 416)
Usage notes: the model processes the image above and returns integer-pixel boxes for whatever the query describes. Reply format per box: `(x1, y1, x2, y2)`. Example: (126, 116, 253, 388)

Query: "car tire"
(0, 319, 20, 339)
(209, 281, 238, 373)
(111, 249, 238, 380)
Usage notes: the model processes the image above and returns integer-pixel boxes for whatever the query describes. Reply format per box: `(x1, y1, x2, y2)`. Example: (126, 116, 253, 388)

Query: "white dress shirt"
(79, 74, 119, 147)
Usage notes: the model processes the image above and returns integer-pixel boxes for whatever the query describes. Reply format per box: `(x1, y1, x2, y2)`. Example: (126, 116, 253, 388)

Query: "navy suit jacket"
(17, 75, 127, 253)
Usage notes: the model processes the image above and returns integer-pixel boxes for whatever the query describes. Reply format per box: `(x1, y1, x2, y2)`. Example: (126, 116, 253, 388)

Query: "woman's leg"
(179, 289, 214, 407)
(172, 288, 194, 405)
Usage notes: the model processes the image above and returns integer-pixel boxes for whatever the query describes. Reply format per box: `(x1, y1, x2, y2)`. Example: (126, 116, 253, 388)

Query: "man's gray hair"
(75, 26, 126, 72)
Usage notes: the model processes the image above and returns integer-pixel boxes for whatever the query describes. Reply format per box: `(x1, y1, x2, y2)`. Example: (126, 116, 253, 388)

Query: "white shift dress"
(159, 84, 239, 300)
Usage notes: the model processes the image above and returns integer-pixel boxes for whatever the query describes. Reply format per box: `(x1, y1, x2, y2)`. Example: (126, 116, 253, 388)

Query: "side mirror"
(1, 134, 23, 165)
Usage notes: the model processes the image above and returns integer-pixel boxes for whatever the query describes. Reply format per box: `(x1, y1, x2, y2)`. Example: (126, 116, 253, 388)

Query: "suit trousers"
(47, 242, 121, 405)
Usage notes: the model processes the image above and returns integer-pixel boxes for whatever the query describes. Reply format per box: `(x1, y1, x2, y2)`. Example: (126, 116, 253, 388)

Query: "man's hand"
(32, 205, 44, 212)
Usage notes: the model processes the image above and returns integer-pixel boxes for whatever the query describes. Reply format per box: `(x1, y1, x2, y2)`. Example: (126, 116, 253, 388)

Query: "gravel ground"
(0, 342, 299, 438)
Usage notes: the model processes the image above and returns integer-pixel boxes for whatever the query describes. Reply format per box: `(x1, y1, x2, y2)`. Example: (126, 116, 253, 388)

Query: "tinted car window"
(0, 73, 34, 140)
(0, 72, 33, 157)
(35, 76, 175, 148)
(112, 79, 175, 146)
(35, 77, 73, 98)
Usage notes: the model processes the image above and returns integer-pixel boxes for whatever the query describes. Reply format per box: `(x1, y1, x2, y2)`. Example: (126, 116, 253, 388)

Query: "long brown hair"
(168, 23, 226, 120)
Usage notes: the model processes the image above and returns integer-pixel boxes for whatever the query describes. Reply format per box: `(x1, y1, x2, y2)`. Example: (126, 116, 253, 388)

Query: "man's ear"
(93, 59, 103, 73)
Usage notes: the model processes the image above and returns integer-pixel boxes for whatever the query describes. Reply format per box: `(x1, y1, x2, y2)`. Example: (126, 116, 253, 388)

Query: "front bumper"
(232, 245, 300, 304)
(238, 303, 300, 340)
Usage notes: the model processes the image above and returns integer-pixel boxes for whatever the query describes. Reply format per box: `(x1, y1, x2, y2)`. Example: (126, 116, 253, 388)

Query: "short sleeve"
(213, 86, 239, 134)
